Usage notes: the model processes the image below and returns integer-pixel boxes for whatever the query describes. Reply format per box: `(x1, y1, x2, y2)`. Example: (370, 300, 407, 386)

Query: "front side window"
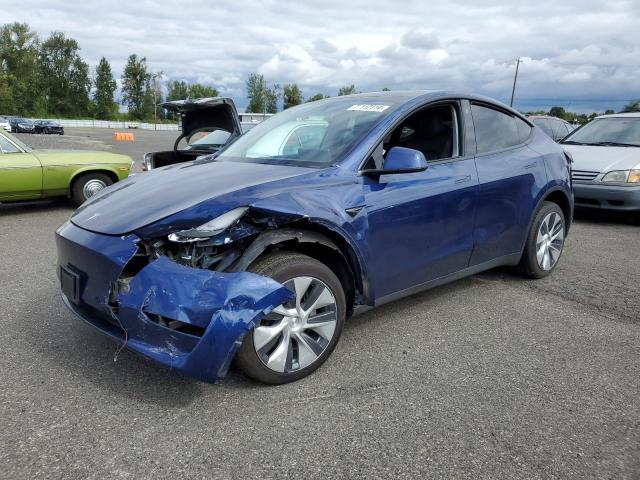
(471, 104, 523, 154)
(383, 104, 459, 162)
(562, 117, 640, 147)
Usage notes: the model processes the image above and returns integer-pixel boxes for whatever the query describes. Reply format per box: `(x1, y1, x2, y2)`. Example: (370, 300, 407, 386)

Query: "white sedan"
(561, 113, 640, 211)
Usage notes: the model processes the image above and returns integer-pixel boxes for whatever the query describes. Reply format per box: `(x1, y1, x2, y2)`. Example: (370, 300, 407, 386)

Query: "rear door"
(0, 134, 42, 200)
(469, 103, 546, 266)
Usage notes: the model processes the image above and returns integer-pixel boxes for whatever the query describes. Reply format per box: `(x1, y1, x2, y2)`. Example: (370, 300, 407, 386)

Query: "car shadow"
(22, 273, 489, 400)
(573, 207, 640, 226)
(0, 197, 76, 216)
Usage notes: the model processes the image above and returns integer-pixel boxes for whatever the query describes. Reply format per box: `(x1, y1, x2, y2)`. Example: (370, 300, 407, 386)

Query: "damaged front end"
(55, 218, 294, 383)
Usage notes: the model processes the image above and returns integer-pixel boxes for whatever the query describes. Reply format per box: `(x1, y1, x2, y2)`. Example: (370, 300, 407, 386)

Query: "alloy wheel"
(536, 211, 564, 270)
(253, 276, 338, 373)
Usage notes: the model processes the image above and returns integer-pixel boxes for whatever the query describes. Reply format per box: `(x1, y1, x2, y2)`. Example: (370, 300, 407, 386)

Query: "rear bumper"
(573, 183, 640, 211)
(56, 221, 292, 383)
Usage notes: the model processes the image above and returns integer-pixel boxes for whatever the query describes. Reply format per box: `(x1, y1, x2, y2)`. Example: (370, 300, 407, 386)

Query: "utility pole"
(510, 58, 523, 108)
(151, 71, 164, 130)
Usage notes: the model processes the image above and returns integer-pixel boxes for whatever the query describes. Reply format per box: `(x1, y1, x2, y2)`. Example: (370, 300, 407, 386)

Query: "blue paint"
(57, 222, 293, 382)
(382, 146, 428, 171)
(57, 91, 572, 383)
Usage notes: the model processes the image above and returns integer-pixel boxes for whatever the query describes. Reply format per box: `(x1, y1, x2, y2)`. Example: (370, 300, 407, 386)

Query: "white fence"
(24, 117, 269, 132)
(24, 118, 180, 131)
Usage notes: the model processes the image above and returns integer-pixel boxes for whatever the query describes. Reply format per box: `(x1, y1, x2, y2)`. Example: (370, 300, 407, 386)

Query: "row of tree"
(0, 22, 219, 121)
(541, 100, 640, 123)
(244, 75, 364, 113)
(0, 22, 363, 121)
(530, 101, 640, 124)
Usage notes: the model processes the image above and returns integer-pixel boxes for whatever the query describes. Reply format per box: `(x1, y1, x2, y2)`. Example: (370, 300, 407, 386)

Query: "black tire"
(71, 172, 113, 205)
(518, 201, 565, 278)
(235, 252, 346, 385)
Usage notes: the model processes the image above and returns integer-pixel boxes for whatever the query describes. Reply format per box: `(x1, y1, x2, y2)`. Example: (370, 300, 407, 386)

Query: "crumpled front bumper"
(55, 221, 293, 383)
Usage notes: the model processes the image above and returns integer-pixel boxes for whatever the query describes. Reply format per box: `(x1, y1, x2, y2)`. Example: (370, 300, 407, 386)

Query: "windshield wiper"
(587, 141, 639, 147)
(561, 140, 590, 145)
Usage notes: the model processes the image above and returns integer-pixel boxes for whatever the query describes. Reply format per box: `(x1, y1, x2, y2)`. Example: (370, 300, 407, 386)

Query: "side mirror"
(362, 146, 428, 178)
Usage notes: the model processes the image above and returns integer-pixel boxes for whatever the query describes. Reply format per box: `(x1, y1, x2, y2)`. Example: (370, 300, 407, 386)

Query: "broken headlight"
(167, 207, 248, 243)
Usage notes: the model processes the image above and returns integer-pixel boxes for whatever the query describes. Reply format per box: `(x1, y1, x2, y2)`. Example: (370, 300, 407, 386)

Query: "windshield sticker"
(347, 104, 390, 113)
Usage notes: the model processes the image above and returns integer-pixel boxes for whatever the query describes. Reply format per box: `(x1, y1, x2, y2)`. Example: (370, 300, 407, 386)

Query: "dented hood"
(71, 160, 315, 235)
(162, 97, 242, 138)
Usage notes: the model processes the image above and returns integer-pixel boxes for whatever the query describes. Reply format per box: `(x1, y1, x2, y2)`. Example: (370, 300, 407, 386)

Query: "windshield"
(562, 117, 640, 146)
(217, 97, 401, 167)
(1, 131, 32, 151)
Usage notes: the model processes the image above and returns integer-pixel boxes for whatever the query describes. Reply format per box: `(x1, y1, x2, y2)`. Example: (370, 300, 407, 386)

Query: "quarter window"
(0, 135, 20, 153)
(471, 104, 523, 154)
(515, 117, 532, 143)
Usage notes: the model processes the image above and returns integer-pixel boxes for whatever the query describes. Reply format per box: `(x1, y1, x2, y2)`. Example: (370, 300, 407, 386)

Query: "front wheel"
(518, 201, 566, 278)
(235, 252, 346, 384)
(71, 172, 113, 205)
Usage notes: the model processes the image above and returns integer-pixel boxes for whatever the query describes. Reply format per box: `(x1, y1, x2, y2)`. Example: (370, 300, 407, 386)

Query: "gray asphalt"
(1, 129, 639, 479)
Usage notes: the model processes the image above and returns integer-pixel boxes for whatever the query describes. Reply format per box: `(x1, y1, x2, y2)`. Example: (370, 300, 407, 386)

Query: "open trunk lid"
(162, 97, 242, 139)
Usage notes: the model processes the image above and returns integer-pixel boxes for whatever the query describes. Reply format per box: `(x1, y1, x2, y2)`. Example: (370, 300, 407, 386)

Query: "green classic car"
(0, 130, 133, 205)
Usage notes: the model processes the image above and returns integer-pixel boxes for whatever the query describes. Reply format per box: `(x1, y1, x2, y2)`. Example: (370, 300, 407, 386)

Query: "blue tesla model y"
(56, 91, 573, 384)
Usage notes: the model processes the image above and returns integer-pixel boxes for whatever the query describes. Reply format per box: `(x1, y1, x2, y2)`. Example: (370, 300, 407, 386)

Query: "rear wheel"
(71, 172, 113, 205)
(235, 252, 346, 384)
(518, 201, 565, 278)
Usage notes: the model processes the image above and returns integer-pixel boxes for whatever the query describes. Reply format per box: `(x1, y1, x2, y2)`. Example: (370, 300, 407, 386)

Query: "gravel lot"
(1, 129, 639, 479)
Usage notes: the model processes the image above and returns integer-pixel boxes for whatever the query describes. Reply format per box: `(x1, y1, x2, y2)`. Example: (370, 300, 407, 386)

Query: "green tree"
(549, 106, 566, 119)
(246, 73, 279, 113)
(604, 109, 615, 115)
(92, 57, 117, 119)
(621, 100, 640, 113)
(265, 84, 280, 113)
(39, 32, 91, 117)
(121, 54, 151, 120)
(307, 93, 329, 102)
(40, 32, 91, 117)
(166, 80, 189, 101)
(246, 73, 267, 113)
(188, 83, 218, 98)
(0, 22, 44, 115)
(0, 63, 14, 113)
(338, 84, 357, 96)
(381, 87, 391, 91)
(283, 83, 303, 109)
(166, 80, 218, 101)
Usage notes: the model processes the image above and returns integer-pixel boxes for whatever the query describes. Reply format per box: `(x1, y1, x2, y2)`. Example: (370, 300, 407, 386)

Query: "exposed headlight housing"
(601, 169, 640, 183)
(167, 207, 248, 243)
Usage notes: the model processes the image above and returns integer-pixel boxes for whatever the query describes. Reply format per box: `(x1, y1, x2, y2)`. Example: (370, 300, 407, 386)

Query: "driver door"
(362, 102, 478, 301)
(0, 134, 42, 200)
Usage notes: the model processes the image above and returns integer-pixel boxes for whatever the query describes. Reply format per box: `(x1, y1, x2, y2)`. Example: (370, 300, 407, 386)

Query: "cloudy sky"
(3, 0, 640, 112)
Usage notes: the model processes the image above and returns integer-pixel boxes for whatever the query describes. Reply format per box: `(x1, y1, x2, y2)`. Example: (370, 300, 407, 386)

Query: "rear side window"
(471, 104, 523, 154)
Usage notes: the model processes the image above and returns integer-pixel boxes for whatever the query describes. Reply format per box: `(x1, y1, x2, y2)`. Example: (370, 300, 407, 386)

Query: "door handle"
(525, 162, 537, 169)
(454, 175, 472, 184)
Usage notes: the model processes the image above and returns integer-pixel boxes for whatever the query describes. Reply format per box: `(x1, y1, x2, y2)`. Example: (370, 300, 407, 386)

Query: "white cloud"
(1, 0, 639, 111)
